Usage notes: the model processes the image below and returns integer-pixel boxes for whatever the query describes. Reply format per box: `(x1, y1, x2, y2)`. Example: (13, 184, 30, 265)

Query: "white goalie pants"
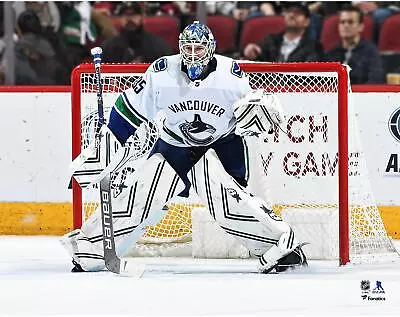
(61, 150, 293, 271)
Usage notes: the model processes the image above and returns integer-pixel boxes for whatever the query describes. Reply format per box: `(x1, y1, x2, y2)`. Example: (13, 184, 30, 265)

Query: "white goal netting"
(72, 62, 398, 264)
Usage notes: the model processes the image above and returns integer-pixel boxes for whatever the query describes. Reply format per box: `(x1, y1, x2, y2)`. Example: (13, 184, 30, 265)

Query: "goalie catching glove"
(233, 90, 284, 136)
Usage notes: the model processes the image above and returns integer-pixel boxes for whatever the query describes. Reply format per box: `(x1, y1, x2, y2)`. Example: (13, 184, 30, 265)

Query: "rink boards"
(0, 88, 399, 237)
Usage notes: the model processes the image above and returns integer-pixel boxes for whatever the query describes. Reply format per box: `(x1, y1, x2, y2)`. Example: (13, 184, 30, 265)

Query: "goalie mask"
(179, 21, 216, 80)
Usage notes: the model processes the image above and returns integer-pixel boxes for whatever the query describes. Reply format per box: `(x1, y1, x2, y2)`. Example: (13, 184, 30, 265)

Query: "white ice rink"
(0, 236, 399, 317)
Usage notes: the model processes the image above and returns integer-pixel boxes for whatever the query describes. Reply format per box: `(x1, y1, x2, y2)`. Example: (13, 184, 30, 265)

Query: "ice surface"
(0, 236, 399, 317)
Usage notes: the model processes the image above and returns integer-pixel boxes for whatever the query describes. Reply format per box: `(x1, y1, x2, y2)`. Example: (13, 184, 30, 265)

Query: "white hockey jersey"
(112, 54, 252, 147)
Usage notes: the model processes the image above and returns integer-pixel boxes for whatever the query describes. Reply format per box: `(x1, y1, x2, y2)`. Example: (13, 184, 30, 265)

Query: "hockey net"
(71, 62, 398, 264)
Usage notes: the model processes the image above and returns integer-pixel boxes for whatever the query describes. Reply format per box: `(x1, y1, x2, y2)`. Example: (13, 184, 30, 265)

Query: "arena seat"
(207, 16, 238, 54)
(378, 15, 400, 78)
(379, 14, 400, 52)
(143, 16, 180, 53)
(239, 16, 285, 50)
(111, 16, 180, 53)
(321, 14, 373, 52)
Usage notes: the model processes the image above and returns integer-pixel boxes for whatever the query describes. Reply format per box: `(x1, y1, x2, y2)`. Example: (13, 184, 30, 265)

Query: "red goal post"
(71, 62, 396, 265)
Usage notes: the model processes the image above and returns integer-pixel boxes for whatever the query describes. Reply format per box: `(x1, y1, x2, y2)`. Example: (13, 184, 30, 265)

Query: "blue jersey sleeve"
(107, 107, 137, 145)
(107, 64, 158, 145)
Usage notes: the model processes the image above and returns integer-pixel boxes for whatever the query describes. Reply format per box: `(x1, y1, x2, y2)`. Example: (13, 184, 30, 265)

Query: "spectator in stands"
(146, 2, 192, 17)
(210, 2, 273, 21)
(253, 2, 281, 16)
(0, 37, 4, 84)
(101, 2, 173, 63)
(325, 5, 384, 84)
(0, 5, 5, 84)
(13, 2, 72, 83)
(13, 2, 60, 32)
(242, 2, 324, 62)
(353, 1, 400, 43)
(305, 2, 323, 41)
(15, 10, 67, 85)
(143, 1, 196, 30)
(58, 2, 99, 71)
(91, 2, 119, 39)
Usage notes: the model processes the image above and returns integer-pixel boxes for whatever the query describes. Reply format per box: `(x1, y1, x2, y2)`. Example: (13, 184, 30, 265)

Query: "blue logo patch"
(231, 61, 243, 78)
(153, 58, 167, 72)
(388, 107, 400, 142)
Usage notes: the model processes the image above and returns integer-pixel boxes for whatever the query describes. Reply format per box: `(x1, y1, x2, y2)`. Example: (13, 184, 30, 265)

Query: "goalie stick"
(87, 47, 162, 276)
(90, 47, 128, 274)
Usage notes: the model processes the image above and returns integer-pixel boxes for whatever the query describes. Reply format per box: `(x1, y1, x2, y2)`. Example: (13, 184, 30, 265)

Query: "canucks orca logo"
(179, 114, 216, 146)
(389, 107, 400, 143)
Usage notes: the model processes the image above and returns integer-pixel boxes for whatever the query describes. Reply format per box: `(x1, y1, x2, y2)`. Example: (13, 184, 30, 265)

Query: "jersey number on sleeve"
(132, 78, 146, 94)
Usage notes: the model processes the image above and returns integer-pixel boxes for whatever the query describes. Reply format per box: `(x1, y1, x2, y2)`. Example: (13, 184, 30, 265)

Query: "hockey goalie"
(61, 21, 307, 274)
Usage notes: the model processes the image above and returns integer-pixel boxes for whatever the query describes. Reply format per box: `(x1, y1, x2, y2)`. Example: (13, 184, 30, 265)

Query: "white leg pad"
(60, 229, 104, 271)
(258, 229, 299, 272)
(61, 153, 185, 271)
(193, 149, 292, 257)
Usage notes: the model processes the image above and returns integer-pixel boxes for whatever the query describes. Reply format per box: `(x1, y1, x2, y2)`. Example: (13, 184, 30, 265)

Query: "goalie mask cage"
(71, 62, 397, 265)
